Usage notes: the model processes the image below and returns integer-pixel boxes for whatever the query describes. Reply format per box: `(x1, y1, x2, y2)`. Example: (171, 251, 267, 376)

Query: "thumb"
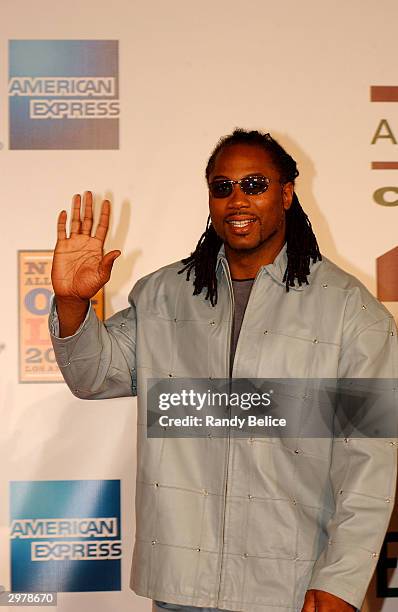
(301, 590, 316, 612)
(100, 249, 121, 280)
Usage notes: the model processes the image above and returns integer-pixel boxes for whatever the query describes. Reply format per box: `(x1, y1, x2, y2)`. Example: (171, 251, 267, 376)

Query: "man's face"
(208, 144, 294, 256)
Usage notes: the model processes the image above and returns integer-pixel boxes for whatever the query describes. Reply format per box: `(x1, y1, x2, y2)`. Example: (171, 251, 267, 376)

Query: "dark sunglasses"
(208, 174, 271, 198)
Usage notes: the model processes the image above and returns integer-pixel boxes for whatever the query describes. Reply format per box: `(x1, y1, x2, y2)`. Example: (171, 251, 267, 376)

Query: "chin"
(225, 238, 261, 253)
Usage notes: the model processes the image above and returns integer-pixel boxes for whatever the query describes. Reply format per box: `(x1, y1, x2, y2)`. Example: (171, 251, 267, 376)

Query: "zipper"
(215, 259, 264, 605)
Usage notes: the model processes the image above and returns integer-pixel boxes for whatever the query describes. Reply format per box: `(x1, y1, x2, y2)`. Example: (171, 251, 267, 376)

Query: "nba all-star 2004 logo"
(18, 251, 104, 383)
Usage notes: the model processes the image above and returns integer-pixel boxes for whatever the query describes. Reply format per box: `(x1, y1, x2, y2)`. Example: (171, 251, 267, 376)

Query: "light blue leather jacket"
(49, 244, 398, 611)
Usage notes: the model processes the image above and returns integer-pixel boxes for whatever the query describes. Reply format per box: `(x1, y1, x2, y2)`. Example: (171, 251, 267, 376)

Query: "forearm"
(308, 438, 397, 609)
(49, 298, 137, 399)
(307, 314, 398, 608)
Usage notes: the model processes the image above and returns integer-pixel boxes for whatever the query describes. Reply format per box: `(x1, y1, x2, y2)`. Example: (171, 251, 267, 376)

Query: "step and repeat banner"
(1, 1, 397, 611)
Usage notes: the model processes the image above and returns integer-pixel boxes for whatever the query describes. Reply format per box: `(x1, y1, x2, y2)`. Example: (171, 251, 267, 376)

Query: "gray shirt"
(230, 278, 255, 375)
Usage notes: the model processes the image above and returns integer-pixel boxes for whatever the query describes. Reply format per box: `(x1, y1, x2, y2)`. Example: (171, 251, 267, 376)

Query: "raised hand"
(52, 192, 120, 301)
(51, 192, 121, 337)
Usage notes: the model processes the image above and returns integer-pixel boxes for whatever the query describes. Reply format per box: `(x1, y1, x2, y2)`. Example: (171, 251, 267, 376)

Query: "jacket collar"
(216, 242, 308, 291)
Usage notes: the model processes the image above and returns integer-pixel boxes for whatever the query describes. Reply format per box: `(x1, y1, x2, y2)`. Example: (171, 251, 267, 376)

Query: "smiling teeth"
(228, 219, 255, 227)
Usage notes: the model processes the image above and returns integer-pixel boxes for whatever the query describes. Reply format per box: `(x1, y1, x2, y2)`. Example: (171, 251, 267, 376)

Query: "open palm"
(51, 192, 120, 301)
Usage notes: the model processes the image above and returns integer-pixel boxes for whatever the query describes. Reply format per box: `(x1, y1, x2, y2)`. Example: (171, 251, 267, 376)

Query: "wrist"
(54, 296, 90, 338)
(55, 295, 89, 310)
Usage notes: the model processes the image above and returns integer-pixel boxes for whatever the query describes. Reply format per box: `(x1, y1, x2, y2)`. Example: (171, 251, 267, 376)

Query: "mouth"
(225, 216, 257, 234)
(227, 219, 255, 228)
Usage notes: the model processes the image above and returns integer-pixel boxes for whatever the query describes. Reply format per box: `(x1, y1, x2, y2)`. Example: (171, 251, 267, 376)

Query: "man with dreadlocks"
(49, 129, 397, 612)
(180, 130, 321, 305)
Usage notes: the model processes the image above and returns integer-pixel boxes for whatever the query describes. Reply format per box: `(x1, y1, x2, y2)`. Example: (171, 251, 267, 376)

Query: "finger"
(99, 250, 121, 282)
(57, 210, 67, 241)
(94, 199, 111, 242)
(301, 590, 316, 612)
(70, 194, 82, 235)
(81, 191, 94, 236)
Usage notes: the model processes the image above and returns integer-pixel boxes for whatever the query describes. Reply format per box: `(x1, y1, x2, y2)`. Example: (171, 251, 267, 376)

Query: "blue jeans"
(153, 602, 237, 611)
(153, 600, 358, 611)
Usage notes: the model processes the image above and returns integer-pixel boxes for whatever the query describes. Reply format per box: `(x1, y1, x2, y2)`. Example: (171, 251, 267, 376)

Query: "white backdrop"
(1, 1, 398, 610)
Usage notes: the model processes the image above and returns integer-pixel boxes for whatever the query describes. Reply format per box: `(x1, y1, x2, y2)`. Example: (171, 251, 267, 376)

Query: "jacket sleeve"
(307, 314, 398, 609)
(48, 295, 137, 399)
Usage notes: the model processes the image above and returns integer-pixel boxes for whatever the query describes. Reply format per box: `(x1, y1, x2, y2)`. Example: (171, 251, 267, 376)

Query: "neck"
(225, 234, 286, 280)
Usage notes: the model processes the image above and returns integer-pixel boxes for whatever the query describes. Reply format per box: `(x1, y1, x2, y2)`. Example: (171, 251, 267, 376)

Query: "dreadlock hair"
(178, 128, 321, 306)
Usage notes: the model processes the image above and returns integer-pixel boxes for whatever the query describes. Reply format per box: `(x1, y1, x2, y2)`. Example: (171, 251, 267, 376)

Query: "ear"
(282, 182, 294, 210)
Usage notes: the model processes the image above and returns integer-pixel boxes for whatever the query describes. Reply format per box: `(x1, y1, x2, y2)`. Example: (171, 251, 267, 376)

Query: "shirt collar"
(216, 242, 309, 291)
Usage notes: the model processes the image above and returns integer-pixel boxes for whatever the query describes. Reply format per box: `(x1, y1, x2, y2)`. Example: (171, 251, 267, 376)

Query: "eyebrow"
(210, 173, 264, 181)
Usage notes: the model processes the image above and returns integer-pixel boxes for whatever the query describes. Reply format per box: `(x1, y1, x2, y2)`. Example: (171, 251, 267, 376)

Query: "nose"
(227, 183, 250, 209)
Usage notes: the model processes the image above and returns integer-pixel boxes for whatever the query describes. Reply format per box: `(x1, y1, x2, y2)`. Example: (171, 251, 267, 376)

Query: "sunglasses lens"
(209, 180, 233, 198)
(241, 176, 269, 195)
(209, 176, 269, 198)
